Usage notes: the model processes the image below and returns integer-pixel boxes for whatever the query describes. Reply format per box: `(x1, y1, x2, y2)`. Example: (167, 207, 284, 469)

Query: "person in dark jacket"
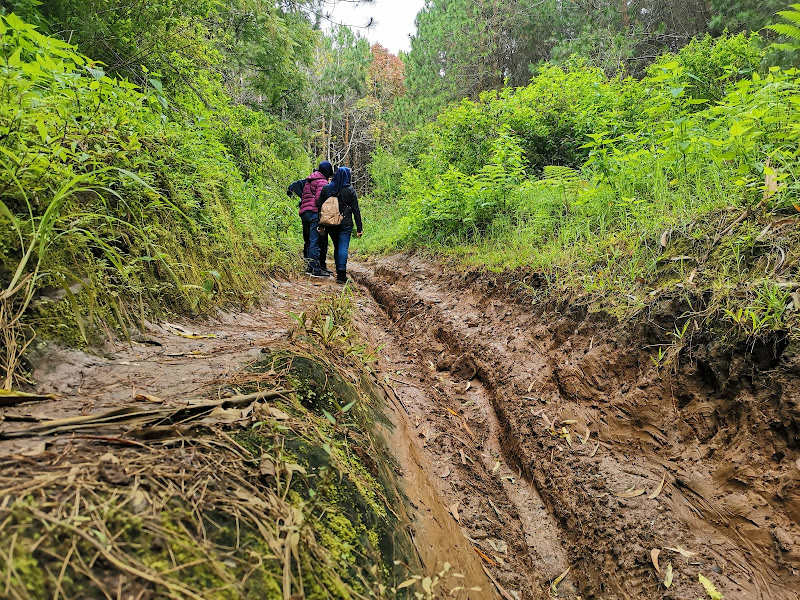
(297, 161, 333, 277)
(317, 167, 362, 284)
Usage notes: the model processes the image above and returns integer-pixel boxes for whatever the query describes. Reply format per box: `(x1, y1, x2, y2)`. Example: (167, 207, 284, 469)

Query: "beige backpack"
(318, 196, 343, 226)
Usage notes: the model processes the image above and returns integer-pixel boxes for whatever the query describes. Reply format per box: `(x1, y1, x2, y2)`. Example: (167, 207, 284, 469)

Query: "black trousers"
(302, 216, 329, 269)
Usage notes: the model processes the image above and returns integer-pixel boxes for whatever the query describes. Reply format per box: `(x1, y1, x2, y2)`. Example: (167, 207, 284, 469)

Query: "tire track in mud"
(350, 256, 800, 600)
(350, 265, 576, 600)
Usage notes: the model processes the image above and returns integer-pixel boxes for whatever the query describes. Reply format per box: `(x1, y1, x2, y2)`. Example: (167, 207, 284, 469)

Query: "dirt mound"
(352, 255, 800, 600)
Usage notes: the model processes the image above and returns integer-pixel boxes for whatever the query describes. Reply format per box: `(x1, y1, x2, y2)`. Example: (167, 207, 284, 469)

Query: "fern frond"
(542, 165, 582, 183)
(775, 9, 800, 26)
(766, 23, 800, 41)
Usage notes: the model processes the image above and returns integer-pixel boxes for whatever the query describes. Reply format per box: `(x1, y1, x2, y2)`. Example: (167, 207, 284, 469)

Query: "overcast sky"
(322, 0, 425, 55)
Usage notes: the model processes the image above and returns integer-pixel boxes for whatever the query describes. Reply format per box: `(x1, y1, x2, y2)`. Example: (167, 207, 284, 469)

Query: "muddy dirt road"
(352, 255, 800, 600)
(4, 253, 800, 599)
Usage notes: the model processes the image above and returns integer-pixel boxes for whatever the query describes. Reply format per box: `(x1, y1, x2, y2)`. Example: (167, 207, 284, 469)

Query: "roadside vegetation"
(361, 20, 800, 344)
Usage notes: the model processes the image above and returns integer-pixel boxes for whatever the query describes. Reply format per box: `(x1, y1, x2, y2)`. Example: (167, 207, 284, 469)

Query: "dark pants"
(301, 212, 330, 270)
(328, 225, 353, 272)
(300, 211, 321, 270)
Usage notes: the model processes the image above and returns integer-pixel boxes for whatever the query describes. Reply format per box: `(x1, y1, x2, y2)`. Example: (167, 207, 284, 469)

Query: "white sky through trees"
(324, 0, 424, 54)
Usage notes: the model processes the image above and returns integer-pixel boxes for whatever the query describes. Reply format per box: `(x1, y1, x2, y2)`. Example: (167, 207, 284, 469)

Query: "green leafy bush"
(0, 14, 303, 386)
(366, 30, 800, 341)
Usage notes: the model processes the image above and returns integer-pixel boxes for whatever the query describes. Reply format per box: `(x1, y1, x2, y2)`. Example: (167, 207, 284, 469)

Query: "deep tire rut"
(350, 263, 576, 600)
(350, 256, 800, 600)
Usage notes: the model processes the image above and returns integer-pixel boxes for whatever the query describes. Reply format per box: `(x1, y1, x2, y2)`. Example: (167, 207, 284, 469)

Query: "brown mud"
(4, 253, 800, 599)
(350, 254, 800, 600)
(0, 277, 493, 598)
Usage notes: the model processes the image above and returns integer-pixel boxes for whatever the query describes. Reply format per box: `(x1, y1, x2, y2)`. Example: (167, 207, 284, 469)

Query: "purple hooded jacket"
(299, 162, 333, 216)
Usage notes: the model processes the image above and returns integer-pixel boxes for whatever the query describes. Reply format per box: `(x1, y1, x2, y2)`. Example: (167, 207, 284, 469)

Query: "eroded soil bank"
(351, 254, 800, 600)
(0, 278, 491, 599)
(3, 254, 800, 599)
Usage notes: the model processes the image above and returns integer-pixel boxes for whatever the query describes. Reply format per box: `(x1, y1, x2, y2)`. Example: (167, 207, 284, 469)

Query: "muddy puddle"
(3, 256, 799, 599)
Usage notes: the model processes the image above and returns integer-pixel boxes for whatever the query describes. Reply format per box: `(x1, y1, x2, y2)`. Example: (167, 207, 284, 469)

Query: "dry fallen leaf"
(474, 547, 498, 566)
(99, 452, 119, 464)
(135, 393, 165, 404)
(550, 566, 571, 596)
(651, 548, 662, 575)
(648, 472, 666, 499)
(439, 466, 451, 478)
(268, 407, 291, 420)
(462, 419, 475, 438)
(614, 485, 646, 498)
(665, 545, 698, 559)
(663, 563, 673, 588)
(589, 442, 600, 458)
(20, 441, 47, 457)
(260, 457, 276, 476)
(449, 502, 461, 522)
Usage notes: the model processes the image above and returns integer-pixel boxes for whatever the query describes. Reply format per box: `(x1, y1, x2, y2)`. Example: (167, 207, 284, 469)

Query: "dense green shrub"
(0, 14, 304, 384)
(361, 31, 800, 340)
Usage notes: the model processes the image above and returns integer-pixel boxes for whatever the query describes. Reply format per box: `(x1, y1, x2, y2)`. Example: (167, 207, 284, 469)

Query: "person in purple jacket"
(298, 161, 333, 277)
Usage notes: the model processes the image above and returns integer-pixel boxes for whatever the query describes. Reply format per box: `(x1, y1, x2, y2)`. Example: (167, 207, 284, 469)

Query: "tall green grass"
(362, 31, 800, 342)
(0, 14, 306, 387)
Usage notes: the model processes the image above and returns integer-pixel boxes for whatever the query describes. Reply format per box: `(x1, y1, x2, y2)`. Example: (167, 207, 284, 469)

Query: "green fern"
(766, 4, 800, 46)
(539, 165, 584, 194)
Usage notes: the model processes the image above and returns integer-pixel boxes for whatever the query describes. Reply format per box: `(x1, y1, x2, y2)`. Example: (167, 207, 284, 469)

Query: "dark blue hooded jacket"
(318, 167, 361, 232)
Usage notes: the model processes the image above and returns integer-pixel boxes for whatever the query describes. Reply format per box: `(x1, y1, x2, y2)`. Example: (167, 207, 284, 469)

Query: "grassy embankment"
(0, 14, 308, 387)
(359, 31, 800, 349)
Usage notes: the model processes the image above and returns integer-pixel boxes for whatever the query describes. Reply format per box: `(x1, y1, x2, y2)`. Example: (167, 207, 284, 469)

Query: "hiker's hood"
(318, 161, 333, 179)
(328, 167, 351, 196)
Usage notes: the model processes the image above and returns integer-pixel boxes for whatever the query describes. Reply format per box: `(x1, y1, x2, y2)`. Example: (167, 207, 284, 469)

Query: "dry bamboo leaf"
(614, 486, 646, 498)
(135, 393, 164, 404)
(648, 472, 666, 499)
(0, 389, 54, 405)
(660, 230, 670, 248)
(446, 407, 459, 417)
(589, 442, 600, 457)
(474, 547, 498, 566)
(396, 578, 419, 590)
(449, 502, 461, 522)
(651, 548, 661, 575)
(462, 419, 475, 438)
(527, 381, 535, 393)
(665, 545, 697, 558)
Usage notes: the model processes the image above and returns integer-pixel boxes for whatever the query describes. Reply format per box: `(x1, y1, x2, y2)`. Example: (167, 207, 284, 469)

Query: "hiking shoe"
(335, 270, 348, 284)
(309, 270, 328, 278)
(320, 268, 334, 276)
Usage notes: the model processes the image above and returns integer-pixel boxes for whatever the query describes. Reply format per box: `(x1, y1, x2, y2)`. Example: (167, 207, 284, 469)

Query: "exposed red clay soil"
(351, 254, 800, 600)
